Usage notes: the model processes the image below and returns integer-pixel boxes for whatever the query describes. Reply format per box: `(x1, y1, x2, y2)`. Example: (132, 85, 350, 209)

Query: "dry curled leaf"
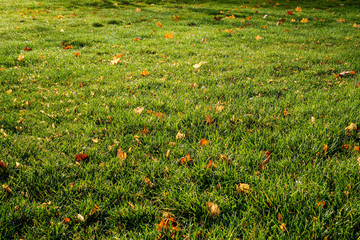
(0, 160, 7, 171)
(345, 123, 357, 132)
(176, 131, 185, 140)
(236, 183, 251, 193)
(2, 184, 12, 193)
(117, 148, 127, 160)
(206, 202, 221, 217)
(336, 71, 355, 77)
(74, 154, 89, 162)
(259, 151, 271, 171)
(166, 149, 171, 158)
(134, 107, 145, 115)
(179, 154, 193, 165)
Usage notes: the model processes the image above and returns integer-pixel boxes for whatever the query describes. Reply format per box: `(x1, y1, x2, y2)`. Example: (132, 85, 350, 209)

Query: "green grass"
(1, 0, 360, 238)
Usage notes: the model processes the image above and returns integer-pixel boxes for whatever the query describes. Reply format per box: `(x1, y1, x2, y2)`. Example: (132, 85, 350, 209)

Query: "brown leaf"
(145, 177, 153, 187)
(205, 115, 214, 125)
(206, 202, 221, 217)
(0, 160, 7, 170)
(24, 46, 32, 51)
(117, 148, 127, 160)
(259, 151, 271, 171)
(74, 154, 89, 162)
(2, 184, 12, 193)
(277, 212, 283, 223)
(219, 153, 231, 164)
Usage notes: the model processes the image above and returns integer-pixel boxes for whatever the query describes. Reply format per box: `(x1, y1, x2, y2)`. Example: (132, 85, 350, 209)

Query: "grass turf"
(1, 0, 360, 238)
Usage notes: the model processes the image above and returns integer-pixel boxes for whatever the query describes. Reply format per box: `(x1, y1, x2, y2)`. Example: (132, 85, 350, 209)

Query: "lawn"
(1, 0, 360, 238)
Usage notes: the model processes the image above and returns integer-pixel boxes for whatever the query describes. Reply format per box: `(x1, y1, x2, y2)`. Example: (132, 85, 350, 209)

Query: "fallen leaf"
(201, 38, 206, 43)
(279, 223, 288, 233)
(263, 14, 268, 18)
(246, 16, 251, 20)
(176, 131, 185, 140)
(74, 52, 81, 57)
(214, 16, 222, 21)
(295, 6, 302, 12)
(166, 149, 171, 158)
(259, 151, 271, 171)
(5, 89, 12, 94)
(291, 19, 296, 22)
(219, 154, 231, 163)
(301, 18, 309, 23)
(134, 107, 145, 115)
(354, 145, 360, 153)
(206, 160, 216, 169)
(236, 183, 251, 193)
(179, 154, 192, 165)
(156, 22, 162, 28)
(311, 116, 316, 123)
(117, 148, 127, 160)
(256, 35, 262, 40)
(2, 184, 12, 193)
(286, 11, 293, 15)
(157, 217, 178, 232)
(200, 138, 209, 146)
(215, 105, 224, 112)
(145, 177, 153, 187)
(111, 54, 123, 65)
(336, 71, 355, 77)
(64, 217, 71, 223)
(133, 37, 141, 41)
(128, 202, 135, 210)
(206, 202, 221, 217)
(345, 123, 357, 132)
(77, 214, 85, 222)
(323, 144, 328, 153)
(0, 160, 7, 170)
(92, 138, 99, 143)
(277, 212, 283, 223)
(24, 46, 32, 51)
(205, 115, 214, 125)
(135, 8, 141, 12)
(63, 45, 73, 50)
(283, 109, 290, 116)
(193, 61, 207, 69)
(17, 55, 24, 61)
(74, 154, 89, 162)
(164, 33, 174, 39)
(141, 70, 150, 76)
(336, 18, 345, 23)
(141, 127, 150, 134)
(173, 15, 180, 21)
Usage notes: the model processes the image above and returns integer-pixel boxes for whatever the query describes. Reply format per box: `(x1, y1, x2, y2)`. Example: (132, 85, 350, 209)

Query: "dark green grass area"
(1, 0, 360, 238)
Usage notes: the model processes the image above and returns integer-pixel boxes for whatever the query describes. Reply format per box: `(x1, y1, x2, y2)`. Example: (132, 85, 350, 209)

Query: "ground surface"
(1, 0, 360, 239)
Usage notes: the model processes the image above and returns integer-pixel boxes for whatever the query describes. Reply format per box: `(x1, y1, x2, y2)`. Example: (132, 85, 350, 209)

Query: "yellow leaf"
(111, 54, 123, 65)
(206, 202, 221, 217)
(193, 61, 207, 69)
(5, 89, 12, 94)
(256, 35, 262, 40)
(74, 52, 81, 57)
(17, 55, 24, 61)
(92, 138, 99, 143)
(301, 18, 309, 23)
(279, 223, 288, 233)
(134, 107, 145, 115)
(291, 19, 296, 22)
(200, 138, 209, 146)
(166, 149, 171, 158)
(336, 18, 345, 23)
(345, 123, 357, 132)
(2, 184, 12, 193)
(135, 8, 141, 12)
(215, 105, 224, 112)
(236, 183, 251, 193)
(145, 177, 153, 187)
(295, 6, 302, 12)
(164, 33, 174, 39)
(117, 148, 127, 160)
(323, 144, 328, 153)
(156, 22, 162, 28)
(311, 116, 316, 123)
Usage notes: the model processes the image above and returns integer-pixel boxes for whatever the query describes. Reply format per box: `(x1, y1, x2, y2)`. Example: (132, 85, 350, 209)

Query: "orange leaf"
(286, 11, 293, 15)
(277, 212, 283, 223)
(164, 33, 174, 39)
(74, 52, 81, 57)
(117, 148, 127, 160)
(283, 109, 290, 116)
(354, 145, 360, 153)
(74, 154, 89, 162)
(63, 45, 73, 50)
(206, 160, 216, 169)
(301, 18, 309, 23)
(141, 70, 150, 76)
(111, 54, 123, 65)
(323, 144, 328, 153)
(173, 15, 180, 21)
(179, 154, 192, 165)
(133, 37, 141, 41)
(135, 8, 141, 12)
(256, 35, 262, 40)
(200, 138, 209, 146)
(246, 16, 251, 20)
(295, 6, 302, 12)
(156, 22, 162, 28)
(64, 217, 71, 223)
(141, 127, 150, 134)
(24, 46, 32, 51)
